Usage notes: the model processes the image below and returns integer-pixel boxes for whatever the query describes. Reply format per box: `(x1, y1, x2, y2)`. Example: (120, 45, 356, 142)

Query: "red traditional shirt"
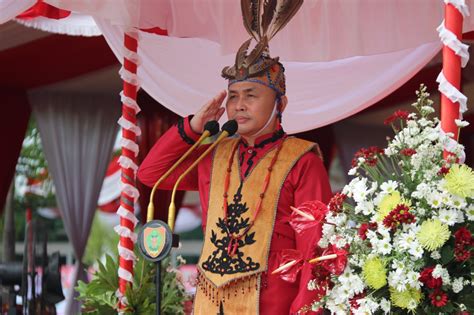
(138, 117, 332, 314)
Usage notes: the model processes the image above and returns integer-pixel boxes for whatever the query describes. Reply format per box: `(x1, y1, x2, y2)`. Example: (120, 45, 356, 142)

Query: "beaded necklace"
(222, 137, 286, 256)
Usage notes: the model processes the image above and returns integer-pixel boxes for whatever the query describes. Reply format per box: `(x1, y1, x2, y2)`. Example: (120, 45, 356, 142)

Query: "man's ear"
(279, 95, 288, 113)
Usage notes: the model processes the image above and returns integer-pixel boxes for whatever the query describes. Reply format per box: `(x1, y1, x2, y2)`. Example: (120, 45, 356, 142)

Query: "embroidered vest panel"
(193, 137, 315, 314)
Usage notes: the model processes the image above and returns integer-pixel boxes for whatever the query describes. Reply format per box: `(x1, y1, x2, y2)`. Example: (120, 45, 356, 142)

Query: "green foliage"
(83, 214, 120, 266)
(77, 252, 188, 314)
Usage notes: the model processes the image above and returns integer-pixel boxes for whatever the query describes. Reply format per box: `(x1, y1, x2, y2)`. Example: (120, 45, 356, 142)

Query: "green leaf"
(440, 245, 453, 265)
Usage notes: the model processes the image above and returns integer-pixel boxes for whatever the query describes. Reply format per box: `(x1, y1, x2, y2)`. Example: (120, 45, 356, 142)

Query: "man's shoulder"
(285, 137, 323, 160)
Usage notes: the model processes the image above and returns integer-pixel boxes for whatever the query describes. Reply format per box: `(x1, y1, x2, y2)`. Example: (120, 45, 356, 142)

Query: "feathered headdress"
(222, 0, 304, 96)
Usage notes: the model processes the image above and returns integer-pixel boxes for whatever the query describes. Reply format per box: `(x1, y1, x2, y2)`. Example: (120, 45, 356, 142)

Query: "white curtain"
(45, 0, 474, 60)
(30, 92, 120, 314)
(97, 19, 443, 133)
(14, 13, 101, 36)
(0, 0, 34, 24)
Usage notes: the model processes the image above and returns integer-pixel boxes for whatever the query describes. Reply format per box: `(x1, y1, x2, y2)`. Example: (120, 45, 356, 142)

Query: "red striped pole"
(441, 3, 463, 144)
(437, 1, 469, 161)
(116, 31, 141, 310)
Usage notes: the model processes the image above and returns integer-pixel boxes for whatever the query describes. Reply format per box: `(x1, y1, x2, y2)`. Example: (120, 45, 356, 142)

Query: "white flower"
(355, 200, 375, 216)
(408, 243, 424, 260)
(373, 238, 392, 255)
(421, 106, 435, 114)
(355, 298, 379, 314)
(411, 182, 431, 200)
(381, 180, 398, 194)
(432, 265, 444, 278)
(452, 277, 464, 293)
(427, 193, 443, 208)
(348, 274, 365, 295)
(432, 265, 451, 285)
(348, 167, 357, 176)
(406, 271, 422, 289)
(448, 195, 467, 209)
(388, 269, 408, 292)
(307, 279, 317, 291)
(467, 204, 474, 221)
(384, 147, 396, 156)
(322, 223, 335, 237)
(437, 209, 460, 226)
(318, 237, 329, 248)
(455, 119, 470, 128)
(379, 298, 391, 314)
(407, 299, 418, 310)
(431, 251, 441, 260)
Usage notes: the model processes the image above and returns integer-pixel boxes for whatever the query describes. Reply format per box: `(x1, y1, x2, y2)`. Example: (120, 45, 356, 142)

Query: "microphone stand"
(137, 121, 219, 315)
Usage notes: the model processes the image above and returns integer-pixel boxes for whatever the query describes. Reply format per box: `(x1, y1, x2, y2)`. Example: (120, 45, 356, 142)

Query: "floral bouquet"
(310, 85, 473, 314)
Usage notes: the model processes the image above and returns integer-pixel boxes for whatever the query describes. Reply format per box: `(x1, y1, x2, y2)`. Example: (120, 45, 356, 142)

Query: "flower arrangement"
(310, 85, 473, 314)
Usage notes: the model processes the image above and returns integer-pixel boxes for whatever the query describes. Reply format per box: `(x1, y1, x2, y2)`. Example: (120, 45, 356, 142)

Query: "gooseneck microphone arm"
(168, 120, 238, 231)
(145, 120, 220, 222)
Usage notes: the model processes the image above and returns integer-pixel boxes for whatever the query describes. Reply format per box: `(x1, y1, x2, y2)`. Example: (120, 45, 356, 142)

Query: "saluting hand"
(190, 90, 227, 134)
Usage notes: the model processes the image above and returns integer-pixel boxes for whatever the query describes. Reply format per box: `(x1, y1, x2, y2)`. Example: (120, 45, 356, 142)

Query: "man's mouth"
(234, 116, 250, 123)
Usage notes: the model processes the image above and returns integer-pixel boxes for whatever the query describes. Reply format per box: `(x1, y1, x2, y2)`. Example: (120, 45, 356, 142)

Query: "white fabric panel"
(14, 13, 101, 36)
(98, 169, 121, 205)
(96, 18, 442, 133)
(0, 0, 34, 24)
(50, 0, 474, 61)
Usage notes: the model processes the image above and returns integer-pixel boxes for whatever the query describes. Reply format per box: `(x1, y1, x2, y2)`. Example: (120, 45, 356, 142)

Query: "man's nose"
(235, 98, 246, 111)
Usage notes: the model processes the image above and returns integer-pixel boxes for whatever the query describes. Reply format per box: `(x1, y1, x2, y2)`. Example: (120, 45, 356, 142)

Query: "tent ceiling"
(1, 21, 472, 126)
(0, 22, 118, 91)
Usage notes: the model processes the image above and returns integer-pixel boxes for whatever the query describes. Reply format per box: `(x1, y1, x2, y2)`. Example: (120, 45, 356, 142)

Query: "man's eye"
(229, 95, 236, 99)
(248, 95, 255, 98)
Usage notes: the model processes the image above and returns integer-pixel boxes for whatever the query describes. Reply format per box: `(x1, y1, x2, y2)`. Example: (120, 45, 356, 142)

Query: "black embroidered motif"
(177, 115, 196, 145)
(202, 183, 260, 276)
(244, 150, 257, 178)
(218, 301, 224, 315)
(255, 127, 285, 148)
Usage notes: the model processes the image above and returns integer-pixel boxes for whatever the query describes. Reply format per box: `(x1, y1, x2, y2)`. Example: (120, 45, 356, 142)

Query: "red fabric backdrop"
(136, 91, 185, 223)
(0, 90, 31, 214)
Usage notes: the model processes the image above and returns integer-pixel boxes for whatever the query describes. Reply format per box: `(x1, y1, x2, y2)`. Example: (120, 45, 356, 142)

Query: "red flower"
(328, 193, 347, 213)
(350, 292, 366, 310)
(419, 267, 442, 289)
(438, 165, 450, 176)
(358, 222, 377, 240)
(430, 290, 448, 307)
(454, 247, 471, 262)
(454, 227, 473, 262)
(351, 146, 384, 168)
(400, 148, 417, 156)
(290, 200, 328, 234)
(382, 204, 416, 231)
(319, 244, 349, 276)
(455, 227, 473, 246)
(384, 110, 410, 125)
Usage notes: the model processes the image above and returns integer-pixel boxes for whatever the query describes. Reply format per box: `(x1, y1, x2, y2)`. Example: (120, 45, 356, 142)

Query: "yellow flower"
(390, 287, 422, 310)
(362, 257, 387, 289)
(417, 219, 450, 251)
(444, 164, 474, 198)
(377, 191, 410, 221)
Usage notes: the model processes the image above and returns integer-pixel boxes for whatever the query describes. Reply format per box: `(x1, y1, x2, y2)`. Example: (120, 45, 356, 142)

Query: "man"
(138, 1, 332, 313)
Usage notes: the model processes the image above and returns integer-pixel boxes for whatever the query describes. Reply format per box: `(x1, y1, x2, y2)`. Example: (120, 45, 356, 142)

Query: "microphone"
(167, 120, 238, 231)
(145, 120, 220, 222)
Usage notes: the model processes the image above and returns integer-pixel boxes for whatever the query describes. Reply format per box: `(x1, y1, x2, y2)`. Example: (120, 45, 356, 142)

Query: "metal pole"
(156, 262, 161, 315)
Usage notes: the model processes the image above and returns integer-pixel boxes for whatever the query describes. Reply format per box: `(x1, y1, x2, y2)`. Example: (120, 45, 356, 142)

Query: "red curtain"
(0, 90, 31, 214)
(136, 92, 185, 223)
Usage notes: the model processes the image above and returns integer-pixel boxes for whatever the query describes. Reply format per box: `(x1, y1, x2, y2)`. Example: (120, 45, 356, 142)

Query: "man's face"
(226, 81, 277, 136)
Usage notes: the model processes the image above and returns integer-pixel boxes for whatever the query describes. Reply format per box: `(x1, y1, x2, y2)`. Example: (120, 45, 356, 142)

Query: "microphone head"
(222, 120, 238, 136)
(203, 120, 220, 136)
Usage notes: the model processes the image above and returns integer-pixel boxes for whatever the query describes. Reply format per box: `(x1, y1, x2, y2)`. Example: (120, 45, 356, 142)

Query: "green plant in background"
(83, 213, 120, 266)
(77, 252, 188, 314)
